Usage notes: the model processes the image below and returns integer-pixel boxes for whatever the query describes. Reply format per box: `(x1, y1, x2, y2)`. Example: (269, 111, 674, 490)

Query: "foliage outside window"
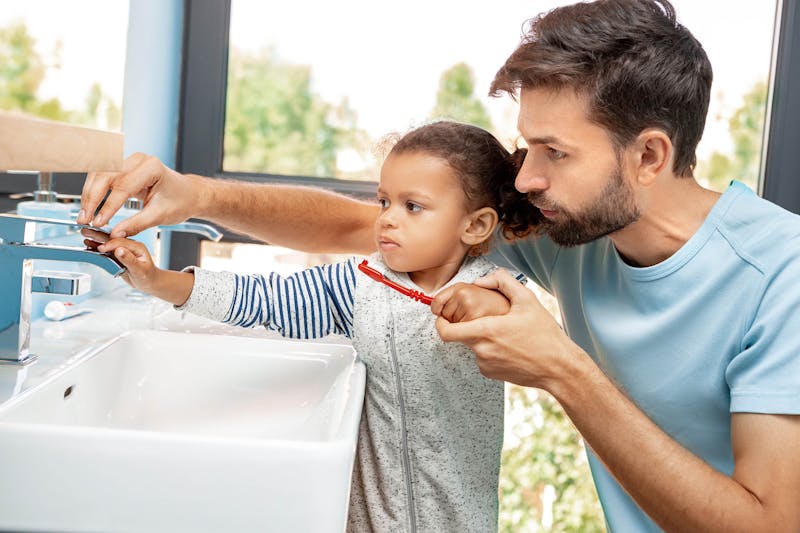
(0, 6, 126, 131)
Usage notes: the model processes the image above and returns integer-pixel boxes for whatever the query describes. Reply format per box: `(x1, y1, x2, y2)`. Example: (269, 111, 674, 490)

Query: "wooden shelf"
(0, 110, 123, 172)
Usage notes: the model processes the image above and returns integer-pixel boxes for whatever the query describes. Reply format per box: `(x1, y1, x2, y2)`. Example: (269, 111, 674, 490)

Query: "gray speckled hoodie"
(346, 255, 504, 533)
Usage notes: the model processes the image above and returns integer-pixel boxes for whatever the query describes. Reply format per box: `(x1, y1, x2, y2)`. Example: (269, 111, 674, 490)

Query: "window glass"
(225, 1, 543, 180)
(226, 0, 776, 193)
(0, 1, 128, 131)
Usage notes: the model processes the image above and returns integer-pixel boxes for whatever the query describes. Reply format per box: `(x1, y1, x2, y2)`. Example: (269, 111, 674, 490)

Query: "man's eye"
(548, 148, 566, 160)
(406, 202, 423, 213)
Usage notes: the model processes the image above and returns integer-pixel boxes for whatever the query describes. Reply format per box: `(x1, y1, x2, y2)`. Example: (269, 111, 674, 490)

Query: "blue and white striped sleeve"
(178, 259, 358, 339)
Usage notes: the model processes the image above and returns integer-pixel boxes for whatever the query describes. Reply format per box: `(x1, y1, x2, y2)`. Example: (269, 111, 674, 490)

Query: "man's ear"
(631, 129, 673, 185)
(462, 207, 499, 247)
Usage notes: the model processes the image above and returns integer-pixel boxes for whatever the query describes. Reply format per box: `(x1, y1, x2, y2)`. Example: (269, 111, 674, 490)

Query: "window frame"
(762, 0, 800, 213)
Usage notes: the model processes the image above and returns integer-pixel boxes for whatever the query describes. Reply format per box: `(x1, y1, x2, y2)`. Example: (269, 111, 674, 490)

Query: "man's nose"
(515, 156, 549, 193)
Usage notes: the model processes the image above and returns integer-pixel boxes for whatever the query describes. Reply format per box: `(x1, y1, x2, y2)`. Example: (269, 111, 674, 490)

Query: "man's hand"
(435, 269, 582, 389)
(431, 282, 511, 323)
(78, 153, 201, 238)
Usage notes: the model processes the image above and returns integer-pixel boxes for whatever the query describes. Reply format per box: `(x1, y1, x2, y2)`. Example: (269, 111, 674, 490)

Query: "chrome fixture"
(0, 213, 125, 365)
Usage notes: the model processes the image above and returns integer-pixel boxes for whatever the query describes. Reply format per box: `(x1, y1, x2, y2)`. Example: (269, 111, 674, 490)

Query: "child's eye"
(547, 147, 566, 160)
(406, 201, 423, 213)
(377, 198, 389, 210)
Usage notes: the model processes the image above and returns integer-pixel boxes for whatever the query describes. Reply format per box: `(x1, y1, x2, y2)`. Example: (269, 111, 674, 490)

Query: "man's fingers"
(79, 154, 147, 223)
(78, 171, 115, 224)
(80, 153, 155, 227)
(92, 187, 133, 228)
(473, 269, 529, 303)
(435, 315, 485, 344)
(110, 209, 159, 239)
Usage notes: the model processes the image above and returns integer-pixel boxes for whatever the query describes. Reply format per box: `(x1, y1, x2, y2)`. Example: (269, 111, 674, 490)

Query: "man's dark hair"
(491, 0, 712, 177)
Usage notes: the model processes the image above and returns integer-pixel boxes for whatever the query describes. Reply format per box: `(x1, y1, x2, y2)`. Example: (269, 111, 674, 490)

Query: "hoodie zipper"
(388, 313, 417, 533)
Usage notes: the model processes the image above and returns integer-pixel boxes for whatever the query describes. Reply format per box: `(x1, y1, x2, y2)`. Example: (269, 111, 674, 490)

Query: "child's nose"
(379, 208, 398, 228)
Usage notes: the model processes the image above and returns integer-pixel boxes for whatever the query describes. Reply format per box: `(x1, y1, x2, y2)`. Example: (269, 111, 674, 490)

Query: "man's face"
(515, 88, 641, 246)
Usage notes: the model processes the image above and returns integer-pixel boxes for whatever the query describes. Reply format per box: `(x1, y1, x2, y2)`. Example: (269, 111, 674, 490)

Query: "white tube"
(44, 301, 94, 321)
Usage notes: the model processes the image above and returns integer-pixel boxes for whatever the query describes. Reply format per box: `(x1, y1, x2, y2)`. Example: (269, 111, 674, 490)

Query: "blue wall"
(121, 0, 183, 167)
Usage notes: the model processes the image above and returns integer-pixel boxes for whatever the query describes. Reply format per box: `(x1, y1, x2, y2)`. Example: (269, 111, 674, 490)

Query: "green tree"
(79, 82, 122, 131)
(224, 47, 369, 178)
(697, 81, 767, 192)
(500, 387, 605, 532)
(0, 21, 120, 130)
(429, 62, 493, 130)
(0, 21, 69, 121)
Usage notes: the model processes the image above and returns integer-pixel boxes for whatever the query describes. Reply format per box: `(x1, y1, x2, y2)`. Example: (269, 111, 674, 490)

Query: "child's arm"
(181, 258, 360, 339)
(90, 237, 194, 306)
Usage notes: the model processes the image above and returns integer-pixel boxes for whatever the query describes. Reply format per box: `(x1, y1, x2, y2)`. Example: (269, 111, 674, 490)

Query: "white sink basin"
(0, 329, 365, 533)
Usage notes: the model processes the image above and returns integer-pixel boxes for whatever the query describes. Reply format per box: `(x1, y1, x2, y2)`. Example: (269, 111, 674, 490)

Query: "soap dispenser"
(16, 171, 86, 319)
(15, 171, 73, 240)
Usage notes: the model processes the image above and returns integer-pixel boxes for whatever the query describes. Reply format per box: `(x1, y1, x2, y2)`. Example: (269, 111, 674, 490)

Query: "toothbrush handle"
(357, 260, 433, 305)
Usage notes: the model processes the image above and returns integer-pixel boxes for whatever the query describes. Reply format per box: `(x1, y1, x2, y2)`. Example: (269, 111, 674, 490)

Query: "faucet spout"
(159, 222, 223, 242)
(0, 213, 126, 365)
(7, 243, 126, 277)
(157, 221, 223, 270)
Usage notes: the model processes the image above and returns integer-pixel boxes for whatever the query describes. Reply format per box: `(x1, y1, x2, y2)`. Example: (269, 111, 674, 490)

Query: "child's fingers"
(97, 238, 149, 259)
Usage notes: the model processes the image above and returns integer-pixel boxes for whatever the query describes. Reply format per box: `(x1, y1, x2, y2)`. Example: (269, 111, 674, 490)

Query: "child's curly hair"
(385, 120, 543, 253)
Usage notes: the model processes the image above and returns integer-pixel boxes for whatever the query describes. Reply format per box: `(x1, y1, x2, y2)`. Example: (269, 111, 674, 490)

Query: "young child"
(89, 121, 540, 532)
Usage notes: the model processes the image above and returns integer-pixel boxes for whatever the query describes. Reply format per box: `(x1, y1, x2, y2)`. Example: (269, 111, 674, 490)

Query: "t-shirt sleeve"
(177, 259, 358, 339)
(727, 250, 800, 414)
(488, 232, 562, 293)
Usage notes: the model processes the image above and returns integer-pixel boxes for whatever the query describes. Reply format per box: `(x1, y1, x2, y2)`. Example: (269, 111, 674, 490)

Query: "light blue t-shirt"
(489, 181, 800, 532)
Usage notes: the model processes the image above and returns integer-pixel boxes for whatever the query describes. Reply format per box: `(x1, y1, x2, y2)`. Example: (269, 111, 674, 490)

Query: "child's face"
(375, 152, 474, 283)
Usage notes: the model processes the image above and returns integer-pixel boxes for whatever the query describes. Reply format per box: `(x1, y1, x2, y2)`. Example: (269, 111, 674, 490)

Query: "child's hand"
(431, 282, 511, 323)
(88, 237, 160, 293)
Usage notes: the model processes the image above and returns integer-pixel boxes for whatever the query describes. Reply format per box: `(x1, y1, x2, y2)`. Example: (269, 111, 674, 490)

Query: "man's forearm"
(194, 176, 379, 254)
(552, 356, 788, 532)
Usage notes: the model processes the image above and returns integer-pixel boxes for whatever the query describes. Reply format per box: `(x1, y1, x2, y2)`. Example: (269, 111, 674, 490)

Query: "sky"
(0, 0, 780, 159)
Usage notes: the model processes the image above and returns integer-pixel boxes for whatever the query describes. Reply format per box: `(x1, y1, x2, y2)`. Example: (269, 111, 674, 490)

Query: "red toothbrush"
(357, 260, 434, 305)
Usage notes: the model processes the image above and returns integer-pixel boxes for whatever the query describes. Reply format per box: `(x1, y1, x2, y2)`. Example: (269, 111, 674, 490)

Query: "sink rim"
(0, 329, 366, 446)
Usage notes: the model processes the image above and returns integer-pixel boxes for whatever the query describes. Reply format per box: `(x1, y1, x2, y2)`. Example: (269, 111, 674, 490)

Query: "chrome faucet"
(0, 213, 126, 365)
(157, 222, 223, 269)
(120, 197, 223, 269)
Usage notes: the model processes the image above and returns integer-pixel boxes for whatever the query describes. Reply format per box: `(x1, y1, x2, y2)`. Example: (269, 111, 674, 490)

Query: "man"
(80, 0, 800, 530)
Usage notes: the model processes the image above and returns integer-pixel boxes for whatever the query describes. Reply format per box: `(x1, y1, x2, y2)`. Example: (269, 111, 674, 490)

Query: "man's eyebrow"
(525, 135, 562, 146)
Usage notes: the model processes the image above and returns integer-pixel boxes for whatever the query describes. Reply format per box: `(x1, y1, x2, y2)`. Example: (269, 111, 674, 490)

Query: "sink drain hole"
(63, 385, 75, 399)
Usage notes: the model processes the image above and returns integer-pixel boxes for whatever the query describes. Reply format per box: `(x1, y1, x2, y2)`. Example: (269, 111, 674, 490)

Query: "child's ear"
(461, 207, 499, 247)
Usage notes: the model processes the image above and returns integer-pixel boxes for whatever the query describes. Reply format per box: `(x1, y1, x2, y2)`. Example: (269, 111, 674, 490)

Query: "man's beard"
(529, 165, 641, 247)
